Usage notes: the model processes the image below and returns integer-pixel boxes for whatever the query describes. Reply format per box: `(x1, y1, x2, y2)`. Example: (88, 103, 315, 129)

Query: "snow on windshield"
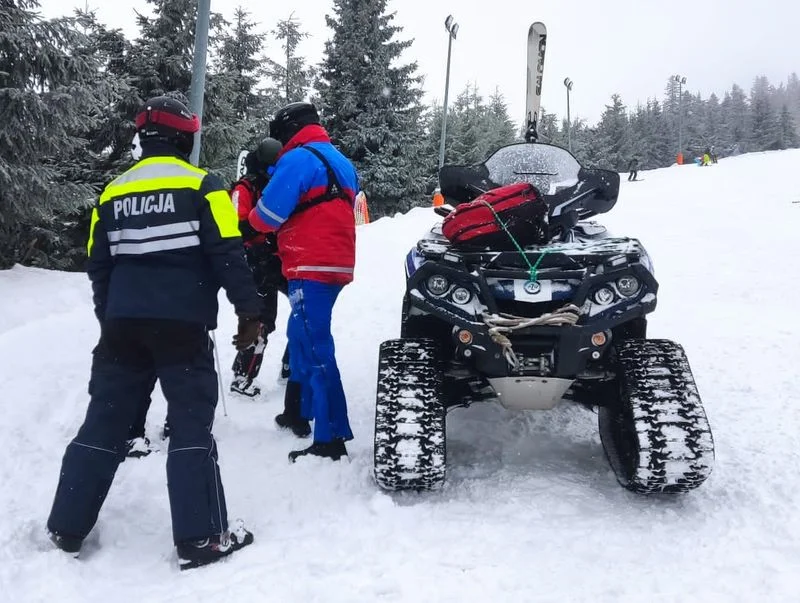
(484, 144, 580, 194)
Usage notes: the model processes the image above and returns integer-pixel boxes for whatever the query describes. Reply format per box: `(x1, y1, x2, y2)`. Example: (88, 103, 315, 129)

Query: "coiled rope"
(475, 199, 582, 368)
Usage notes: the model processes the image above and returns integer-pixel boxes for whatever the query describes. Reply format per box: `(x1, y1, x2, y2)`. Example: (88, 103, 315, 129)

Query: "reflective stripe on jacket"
(88, 155, 260, 327)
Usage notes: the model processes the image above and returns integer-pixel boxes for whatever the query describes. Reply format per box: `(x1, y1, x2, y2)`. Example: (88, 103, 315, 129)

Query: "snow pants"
(232, 246, 289, 381)
(287, 280, 353, 443)
(47, 319, 228, 545)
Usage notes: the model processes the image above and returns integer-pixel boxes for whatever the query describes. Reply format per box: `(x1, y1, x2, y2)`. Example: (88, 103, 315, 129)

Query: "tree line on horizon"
(1, 0, 798, 268)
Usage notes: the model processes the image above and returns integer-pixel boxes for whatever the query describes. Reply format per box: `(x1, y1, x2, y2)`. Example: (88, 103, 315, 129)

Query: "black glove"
(263, 232, 278, 254)
(233, 315, 261, 351)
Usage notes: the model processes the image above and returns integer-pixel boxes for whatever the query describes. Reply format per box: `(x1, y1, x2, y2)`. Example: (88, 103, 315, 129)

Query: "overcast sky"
(38, 0, 798, 125)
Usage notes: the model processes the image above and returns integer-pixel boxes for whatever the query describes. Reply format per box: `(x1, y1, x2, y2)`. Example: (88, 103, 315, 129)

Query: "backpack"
(441, 182, 549, 249)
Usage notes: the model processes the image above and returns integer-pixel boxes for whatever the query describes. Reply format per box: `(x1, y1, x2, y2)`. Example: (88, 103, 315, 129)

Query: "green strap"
(476, 200, 549, 283)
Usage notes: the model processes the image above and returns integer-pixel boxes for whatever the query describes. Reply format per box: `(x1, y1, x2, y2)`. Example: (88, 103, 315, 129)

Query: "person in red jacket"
(229, 137, 288, 397)
(249, 102, 358, 462)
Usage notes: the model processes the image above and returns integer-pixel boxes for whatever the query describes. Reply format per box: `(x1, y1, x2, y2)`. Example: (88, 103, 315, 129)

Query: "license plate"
(513, 279, 553, 302)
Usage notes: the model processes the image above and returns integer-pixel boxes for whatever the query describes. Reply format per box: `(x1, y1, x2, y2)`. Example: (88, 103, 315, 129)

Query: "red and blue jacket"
(249, 125, 359, 285)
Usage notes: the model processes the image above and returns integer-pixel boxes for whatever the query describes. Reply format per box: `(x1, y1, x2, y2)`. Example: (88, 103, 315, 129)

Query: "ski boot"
(275, 381, 311, 438)
(230, 376, 261, 398)
(125, 436, 154, 459)
(177, 519, 254, 571)
(289, 439, 348, 463)
(48, 529, 82, 557)
(231, 331, 267, 397)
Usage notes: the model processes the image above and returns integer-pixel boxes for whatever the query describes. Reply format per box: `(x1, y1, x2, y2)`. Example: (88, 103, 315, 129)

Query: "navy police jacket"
(87, 153, 260, 328)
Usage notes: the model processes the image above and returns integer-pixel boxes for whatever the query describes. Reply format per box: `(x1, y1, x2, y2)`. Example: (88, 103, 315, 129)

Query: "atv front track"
(374, 339, 446, 491)
(599, 339, 714, 494)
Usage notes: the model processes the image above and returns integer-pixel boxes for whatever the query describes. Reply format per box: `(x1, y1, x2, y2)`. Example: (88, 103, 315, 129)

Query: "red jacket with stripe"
(248, 125, 358, 285)
(230, 177, 266, 247)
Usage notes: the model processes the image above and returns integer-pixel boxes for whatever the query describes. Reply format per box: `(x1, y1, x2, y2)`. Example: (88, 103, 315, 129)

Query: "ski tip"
(528, 22, 547, 35)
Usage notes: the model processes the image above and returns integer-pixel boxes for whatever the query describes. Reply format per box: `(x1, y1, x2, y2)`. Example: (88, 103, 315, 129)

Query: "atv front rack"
(404, 237, 656, 379)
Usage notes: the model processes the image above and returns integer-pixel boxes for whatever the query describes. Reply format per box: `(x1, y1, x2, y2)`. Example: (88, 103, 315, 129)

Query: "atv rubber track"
(374, 339, 446, 491)
(600, 339, 714, 494)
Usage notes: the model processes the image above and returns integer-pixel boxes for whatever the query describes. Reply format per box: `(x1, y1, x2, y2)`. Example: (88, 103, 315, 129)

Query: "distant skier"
(702, 149, 712, 166)
(627, 157, 640, 181)
(229, 137, 290, 397)
(46, 96, 260, 569)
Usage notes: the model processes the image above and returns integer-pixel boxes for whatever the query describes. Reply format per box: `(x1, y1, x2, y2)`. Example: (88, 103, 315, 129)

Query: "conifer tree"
(595, 94, 630, 170)
(778, 105, 799, 149)
(750, 76, 781, 150)
(0, 1, 112, 267)
(130, 0, 198, 98)
(721, 84, 750, 153)
(317, 0, 427, 215)
(485, 88, 517, 153)
(205, 7, 274, 174)
(266, 14, 315, 105)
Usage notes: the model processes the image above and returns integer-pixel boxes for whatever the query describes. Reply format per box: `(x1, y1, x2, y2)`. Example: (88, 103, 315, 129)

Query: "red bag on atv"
(441, 182, 549, 249)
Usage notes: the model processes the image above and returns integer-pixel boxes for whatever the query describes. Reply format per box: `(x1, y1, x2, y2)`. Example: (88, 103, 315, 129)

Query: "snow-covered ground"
(2, 150, 799, 602)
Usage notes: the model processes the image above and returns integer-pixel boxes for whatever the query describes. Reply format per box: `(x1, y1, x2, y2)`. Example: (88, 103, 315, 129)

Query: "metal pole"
(674, 74, 686, 159)
(188, 0, 211, 167)
(438, 34, 453, 172)
(564, 78, 573, 153)
(678, 78, 682, 157)
(566, 89, 571, 151)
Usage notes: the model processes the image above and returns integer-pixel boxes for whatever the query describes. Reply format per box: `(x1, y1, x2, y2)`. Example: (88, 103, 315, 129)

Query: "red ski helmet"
(135, 96, 200, 157)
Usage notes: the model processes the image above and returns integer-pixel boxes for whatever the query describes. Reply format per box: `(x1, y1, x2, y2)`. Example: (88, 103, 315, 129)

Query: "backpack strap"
(293, 145, 351, 216)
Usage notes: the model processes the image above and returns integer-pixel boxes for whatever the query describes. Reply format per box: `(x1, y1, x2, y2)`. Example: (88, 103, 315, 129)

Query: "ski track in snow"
(1, 150, 800, 602)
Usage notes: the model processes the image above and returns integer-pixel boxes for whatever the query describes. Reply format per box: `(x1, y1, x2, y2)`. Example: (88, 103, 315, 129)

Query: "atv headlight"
(426, 274, 450, 296)
(616, 276, 640, 298)
(451, 286, 472, 305)
(592, 286, 616, 305)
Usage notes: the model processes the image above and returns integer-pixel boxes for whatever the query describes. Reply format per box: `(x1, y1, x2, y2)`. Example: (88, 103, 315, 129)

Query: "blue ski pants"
(287, 280, 353, 443)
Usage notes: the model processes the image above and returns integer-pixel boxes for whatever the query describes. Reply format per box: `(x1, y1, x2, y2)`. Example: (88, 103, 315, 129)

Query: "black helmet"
(269, 102, 320, 145)
(255, 137, 283, 166)
(244, 137, 283, 175)
(135, 96, 200, 158)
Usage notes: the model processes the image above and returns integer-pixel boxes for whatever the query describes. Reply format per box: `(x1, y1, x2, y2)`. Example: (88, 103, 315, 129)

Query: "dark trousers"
(287, 280, 353, 443)
(232, 247, 289, 381)
(248, 246, 286, 332)
(628, 170, 638, 181)
(127, 375, 158, 439)
(47, 319, 228, 545)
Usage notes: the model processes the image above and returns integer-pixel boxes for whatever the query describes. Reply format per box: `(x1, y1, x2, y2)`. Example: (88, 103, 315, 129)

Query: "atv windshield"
(483, 143, 581, 194)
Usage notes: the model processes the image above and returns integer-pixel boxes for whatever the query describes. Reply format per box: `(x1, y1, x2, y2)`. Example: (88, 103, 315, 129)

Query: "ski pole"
(210, 330, 229, 417)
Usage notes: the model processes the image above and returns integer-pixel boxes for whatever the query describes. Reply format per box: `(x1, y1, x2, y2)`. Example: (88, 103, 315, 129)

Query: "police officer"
(47, 96, 262, 570)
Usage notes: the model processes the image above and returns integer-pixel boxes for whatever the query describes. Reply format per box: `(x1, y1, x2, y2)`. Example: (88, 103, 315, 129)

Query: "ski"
(236, 149, 248, 179)
(525, 22, 547, 142)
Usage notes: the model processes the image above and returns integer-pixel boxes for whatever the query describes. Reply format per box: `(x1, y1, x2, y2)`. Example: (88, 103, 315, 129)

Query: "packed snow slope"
(2, 150, 799, 602)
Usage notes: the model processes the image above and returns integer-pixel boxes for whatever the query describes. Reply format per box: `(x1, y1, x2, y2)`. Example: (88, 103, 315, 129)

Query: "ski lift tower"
(188, 0, 212, 166)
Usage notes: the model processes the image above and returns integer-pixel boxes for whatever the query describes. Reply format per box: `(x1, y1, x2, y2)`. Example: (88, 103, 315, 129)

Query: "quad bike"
(373, 140, 715, 494)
